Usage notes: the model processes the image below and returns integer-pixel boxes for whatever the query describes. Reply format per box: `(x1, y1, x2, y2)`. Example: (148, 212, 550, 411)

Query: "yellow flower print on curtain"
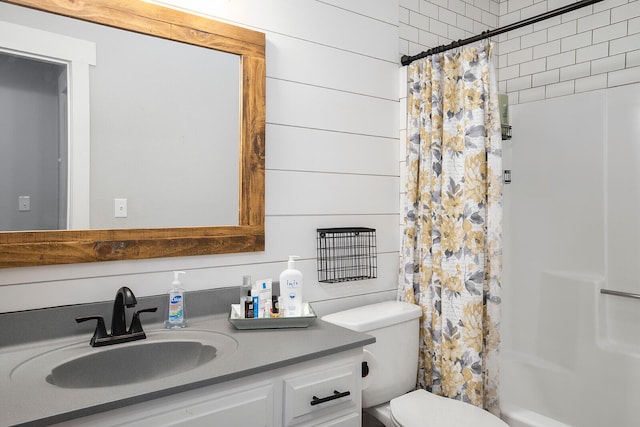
(398, 43, 503, 416)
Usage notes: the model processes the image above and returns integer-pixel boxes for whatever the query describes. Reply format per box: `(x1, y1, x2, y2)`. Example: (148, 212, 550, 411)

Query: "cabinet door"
(56, 382, 274, 427)
(157, 384, 274, 427)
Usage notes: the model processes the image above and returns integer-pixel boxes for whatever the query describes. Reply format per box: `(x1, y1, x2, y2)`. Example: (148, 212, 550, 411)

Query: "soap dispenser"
(165, 271, 187, 329)
(279, 256, 303, 317)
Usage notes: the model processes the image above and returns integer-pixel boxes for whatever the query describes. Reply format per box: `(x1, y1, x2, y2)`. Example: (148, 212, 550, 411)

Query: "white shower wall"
(502, 82, 640, 426)
(503, 87, 605, 354)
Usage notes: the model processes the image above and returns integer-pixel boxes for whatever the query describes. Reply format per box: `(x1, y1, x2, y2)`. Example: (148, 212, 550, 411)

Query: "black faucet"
(76, 287, 157, 347)
(111, 286, 137, 337)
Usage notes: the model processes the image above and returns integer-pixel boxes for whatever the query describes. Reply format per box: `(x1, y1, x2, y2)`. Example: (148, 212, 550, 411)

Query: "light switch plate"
(18, 196, 31, 212)
(114, 198, 127, 218)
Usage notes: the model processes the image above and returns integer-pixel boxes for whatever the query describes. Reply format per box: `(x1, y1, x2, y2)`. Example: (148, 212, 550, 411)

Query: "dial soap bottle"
(279, 256, 303, 317)
(165, 271, 188, 328)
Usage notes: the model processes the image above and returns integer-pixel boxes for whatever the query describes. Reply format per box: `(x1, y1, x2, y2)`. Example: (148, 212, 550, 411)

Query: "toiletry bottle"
(251, 289, 260, 318)
(255, 279, 272, 318)
(165, 271, 187, 328)
(240, 275, 251, 318)
(279, 255, 303, 317)
(272, 295, 280, 316)
(244, 296, 254, 318)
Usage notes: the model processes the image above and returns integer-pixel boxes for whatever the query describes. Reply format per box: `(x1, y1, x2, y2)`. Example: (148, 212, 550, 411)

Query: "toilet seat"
(389, 390, 508, 427)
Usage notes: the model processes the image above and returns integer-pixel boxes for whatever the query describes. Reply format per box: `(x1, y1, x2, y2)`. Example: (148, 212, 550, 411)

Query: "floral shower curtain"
(398, 43, 503, 416)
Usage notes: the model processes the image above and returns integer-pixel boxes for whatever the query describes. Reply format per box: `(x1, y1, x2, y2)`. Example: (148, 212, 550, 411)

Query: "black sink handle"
(76, 315, 109, 345)
(129, 307, 158, 334)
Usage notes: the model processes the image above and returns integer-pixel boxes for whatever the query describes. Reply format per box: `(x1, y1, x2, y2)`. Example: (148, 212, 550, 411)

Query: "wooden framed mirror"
(0, 0, 265, 268)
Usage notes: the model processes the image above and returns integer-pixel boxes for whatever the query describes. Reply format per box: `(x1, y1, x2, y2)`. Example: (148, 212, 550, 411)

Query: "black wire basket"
(316, 227, 377, 283)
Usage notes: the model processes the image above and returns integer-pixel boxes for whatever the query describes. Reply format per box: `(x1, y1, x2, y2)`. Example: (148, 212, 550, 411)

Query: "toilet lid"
(390, 390, 508, 427)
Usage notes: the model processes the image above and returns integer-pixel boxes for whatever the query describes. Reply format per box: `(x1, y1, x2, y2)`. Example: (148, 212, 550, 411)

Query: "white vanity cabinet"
(53, 348, 362, 427)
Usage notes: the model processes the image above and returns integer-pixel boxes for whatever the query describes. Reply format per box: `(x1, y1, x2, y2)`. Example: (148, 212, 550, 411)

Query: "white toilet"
(322, 301, 508, 427)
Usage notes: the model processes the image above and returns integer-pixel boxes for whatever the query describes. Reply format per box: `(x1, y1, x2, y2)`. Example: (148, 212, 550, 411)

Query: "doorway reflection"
(0, 52, 68, 231)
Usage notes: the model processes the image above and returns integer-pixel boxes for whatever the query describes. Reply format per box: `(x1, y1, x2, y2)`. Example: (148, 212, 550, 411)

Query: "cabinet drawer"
(283, 363, 358, 426)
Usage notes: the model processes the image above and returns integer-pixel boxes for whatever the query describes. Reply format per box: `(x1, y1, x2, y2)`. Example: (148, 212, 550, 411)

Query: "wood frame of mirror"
(0, 0, 265, 268)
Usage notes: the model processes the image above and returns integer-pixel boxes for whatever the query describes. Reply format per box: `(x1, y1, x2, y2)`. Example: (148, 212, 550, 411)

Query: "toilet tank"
(322, 301, 422, 408)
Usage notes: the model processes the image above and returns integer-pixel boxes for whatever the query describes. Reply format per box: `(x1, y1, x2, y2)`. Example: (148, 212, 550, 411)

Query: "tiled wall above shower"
(399, 0, 500, 58)
(399, 0, 640, 105)
(497, 0, 640, 105)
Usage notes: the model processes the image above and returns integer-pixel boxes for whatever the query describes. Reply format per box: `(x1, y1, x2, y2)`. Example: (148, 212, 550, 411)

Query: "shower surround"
(501, 83, 640, 426)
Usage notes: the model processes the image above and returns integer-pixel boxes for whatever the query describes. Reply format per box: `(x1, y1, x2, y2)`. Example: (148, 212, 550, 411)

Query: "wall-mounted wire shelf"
(316, 227, 377, 283)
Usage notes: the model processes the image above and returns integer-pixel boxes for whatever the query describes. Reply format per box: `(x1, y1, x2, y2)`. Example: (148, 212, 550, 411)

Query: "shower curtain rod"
(400, 0, 604, 66)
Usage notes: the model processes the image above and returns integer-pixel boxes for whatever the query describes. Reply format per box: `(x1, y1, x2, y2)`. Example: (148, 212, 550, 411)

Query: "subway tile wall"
(399, 0, 500, 58)
(400, 0, 640, 105)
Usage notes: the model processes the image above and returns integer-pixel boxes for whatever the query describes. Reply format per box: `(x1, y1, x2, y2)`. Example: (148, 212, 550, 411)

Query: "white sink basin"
(10, 330, 238, 389)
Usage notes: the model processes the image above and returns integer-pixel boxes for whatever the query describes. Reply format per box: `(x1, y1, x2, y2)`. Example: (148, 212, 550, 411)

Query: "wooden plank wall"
(0, 0, 401, 314)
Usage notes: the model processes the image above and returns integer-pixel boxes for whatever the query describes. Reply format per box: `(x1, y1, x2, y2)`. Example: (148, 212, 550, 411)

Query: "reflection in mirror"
(0, 52, 68, 231)
(0, 0, 265, 267)
(88, 22, 240, 229)
(0, 2, 240, 231)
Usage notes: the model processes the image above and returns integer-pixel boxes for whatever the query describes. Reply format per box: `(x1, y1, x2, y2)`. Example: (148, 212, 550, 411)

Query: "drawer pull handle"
(310, 390, 351, 406)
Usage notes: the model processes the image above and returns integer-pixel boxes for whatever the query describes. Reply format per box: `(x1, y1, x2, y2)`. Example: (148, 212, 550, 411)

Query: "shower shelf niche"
(501, 124, 512, 140)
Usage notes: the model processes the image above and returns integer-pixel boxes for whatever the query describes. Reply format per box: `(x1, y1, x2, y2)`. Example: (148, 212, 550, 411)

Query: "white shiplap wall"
(0, 1, 401, 314)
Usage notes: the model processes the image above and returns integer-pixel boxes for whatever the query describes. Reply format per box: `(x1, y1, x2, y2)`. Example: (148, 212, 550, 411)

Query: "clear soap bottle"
(165, 271, 188, 328)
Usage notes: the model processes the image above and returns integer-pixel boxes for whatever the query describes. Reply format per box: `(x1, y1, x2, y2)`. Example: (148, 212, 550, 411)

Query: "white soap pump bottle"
(279, 255, 303, 317)
(165, 271, 188, 328)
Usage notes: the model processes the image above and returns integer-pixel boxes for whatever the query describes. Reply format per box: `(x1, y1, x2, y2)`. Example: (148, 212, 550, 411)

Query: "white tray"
(228, 302, 317, 329)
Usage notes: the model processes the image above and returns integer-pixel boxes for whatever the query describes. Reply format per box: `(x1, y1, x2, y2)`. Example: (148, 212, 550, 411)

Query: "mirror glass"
(0, 2, 240, 231)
